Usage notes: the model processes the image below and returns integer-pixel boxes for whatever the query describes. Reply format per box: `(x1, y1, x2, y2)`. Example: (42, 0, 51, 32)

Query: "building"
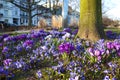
(19, 0, 28, 26)
(0, 0, 40, 26)
(0, 0, 80, 27)
(0, 0, 20, 25)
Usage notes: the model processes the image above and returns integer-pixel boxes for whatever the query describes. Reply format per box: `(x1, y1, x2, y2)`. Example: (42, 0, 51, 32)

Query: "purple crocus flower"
(114, 43, 120, 51)
(106, 31, 112, 35)
(26, 34, 31, 39)
(0, 69, 9, 76)
(18, 34, 27, 40)
(58, 42, 75, 54)
(72, 29, 78, 35)
(117, 35, 120, 39)
(2, 34, 9, 38)
(76, 43, 84, 52)
(0, 36, 3, 41)
(2, 47, 9, 53)
(97, 56, 102, 61)
(63, 28, 72, 33)
(31, 33, 39, 38)
(59, 43, 66, 52)
(3, 59, 12, 69)
(88, 48, 94, 56)
(112, 77, 117, 80)
(0, 66, 4, 74)
(16, 45, 23, 52)
(106, 31, 117, 39)
(39, 29, 45, 33)
(12, 36, 18, 41)
(106, 42, 114, 49)
(94, 49, 101, 56)
(0, 43, 3, 47)
(3, 36, 12, 42)
(117, 50, 120, 57)
(23, 40, 34, 48)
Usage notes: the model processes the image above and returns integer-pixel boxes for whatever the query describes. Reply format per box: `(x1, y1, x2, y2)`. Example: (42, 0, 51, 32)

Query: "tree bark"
(77, 0, 105, 41)
(28, 11, 32, 27)
(48, 0, 51, 11)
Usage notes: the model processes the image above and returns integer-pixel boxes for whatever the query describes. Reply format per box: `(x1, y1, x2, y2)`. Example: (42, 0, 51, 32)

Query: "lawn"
(104, 27, 120, 34)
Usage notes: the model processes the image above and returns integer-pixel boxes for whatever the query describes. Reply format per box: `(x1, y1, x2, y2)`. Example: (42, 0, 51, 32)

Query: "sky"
(69, 0, 120, 20)
(103, 0, 120, 20)
(40, 0, 120, 20)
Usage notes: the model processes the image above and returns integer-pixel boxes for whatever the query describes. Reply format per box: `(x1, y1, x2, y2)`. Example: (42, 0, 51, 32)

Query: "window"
(34, 20, 36, 24)
(4, 19, 8, 23)
(26, 19, 28, 23)
(23, 19, 25, 23)
(4, 10, 8, 16)
(13, 18, 18, 24)
(15, 10, 18, 15)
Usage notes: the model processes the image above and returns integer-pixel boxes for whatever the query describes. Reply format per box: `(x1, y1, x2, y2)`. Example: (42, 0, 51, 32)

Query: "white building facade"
(0, 0, 39, 26)
(0, 0, 20, 25)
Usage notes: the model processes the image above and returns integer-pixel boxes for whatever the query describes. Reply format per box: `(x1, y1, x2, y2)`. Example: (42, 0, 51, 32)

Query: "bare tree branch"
(6, 0, 29, 12)
(6, 0, 44, 26)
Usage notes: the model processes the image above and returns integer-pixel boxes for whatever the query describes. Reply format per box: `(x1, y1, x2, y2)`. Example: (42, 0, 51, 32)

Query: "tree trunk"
(62, 0, 69, 27)
(28, 11, 32, 27)
(77, 0, 105, 41)
(48, 0, 51, 11)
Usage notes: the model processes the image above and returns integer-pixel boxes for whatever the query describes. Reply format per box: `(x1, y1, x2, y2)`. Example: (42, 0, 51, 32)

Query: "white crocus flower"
(36, 70, 42, 78)
(103, 75, 110, 80)
(41, 46, 48, 51)
(15, 61, 22, 68)
(45, 35, 52, 40)
(62, 32, 71, 40)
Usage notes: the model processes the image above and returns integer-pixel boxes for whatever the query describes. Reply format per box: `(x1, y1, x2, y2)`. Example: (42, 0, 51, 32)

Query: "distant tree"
(6, 0, 47, 26)
(102, 16, 113, 27)
(52, 0, 60, 14)
(48, 0, 51, 10)
(102, 0, 114, 14)
(69, 0, 80, 13)
(77, 0, 105, 41)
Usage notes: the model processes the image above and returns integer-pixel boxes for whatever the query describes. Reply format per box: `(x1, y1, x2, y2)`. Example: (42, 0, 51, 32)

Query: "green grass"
(104, 27, 120, 34)
(0, 31, 29, 36)
(0, 27, 120, 36)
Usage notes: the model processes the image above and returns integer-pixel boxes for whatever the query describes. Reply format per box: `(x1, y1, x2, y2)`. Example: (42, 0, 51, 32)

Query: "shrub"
(69, 16, 79, 28)
(102, 16, 120, 27)
(52, 15, 63, 29)
(37, 18, 47, 28)
(102, 16, 113, 27)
